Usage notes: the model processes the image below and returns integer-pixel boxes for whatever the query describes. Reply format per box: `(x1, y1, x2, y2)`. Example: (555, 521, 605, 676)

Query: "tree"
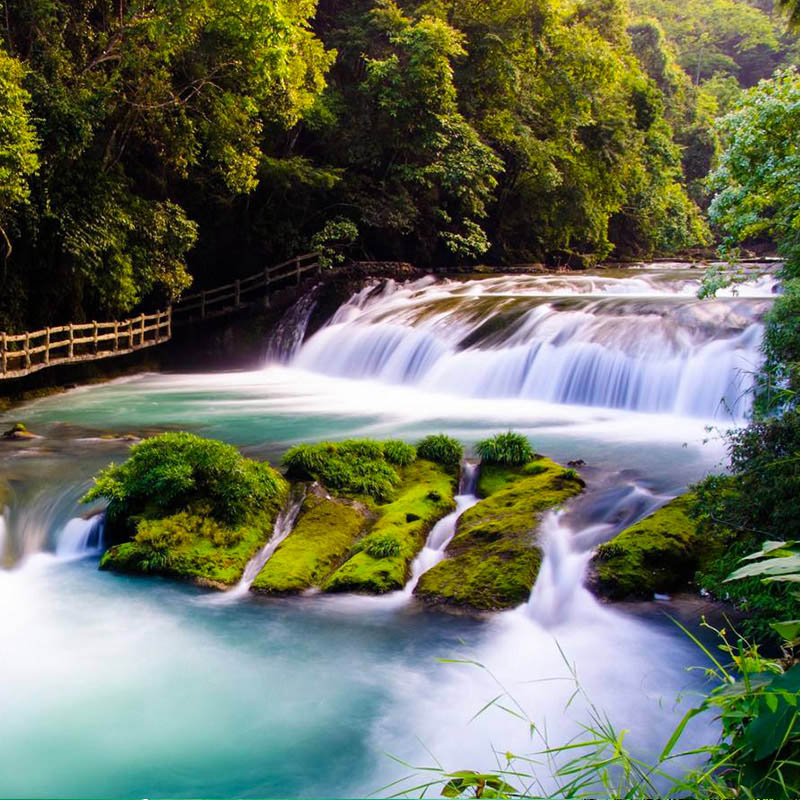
(0, 47, 37, 265)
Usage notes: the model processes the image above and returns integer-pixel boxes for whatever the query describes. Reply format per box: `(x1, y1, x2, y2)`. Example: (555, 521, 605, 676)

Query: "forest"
(0, 0, 795, 332)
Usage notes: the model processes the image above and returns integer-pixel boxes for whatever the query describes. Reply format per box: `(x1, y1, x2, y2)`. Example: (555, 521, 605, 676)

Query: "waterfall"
(526, 482, 673, 626)
(404, 462, 480, 595)
(290, 274, 772, 420)
(265, 288, 320, 363)
(56, 514, 105, 558)
(224, 488, 307, 599)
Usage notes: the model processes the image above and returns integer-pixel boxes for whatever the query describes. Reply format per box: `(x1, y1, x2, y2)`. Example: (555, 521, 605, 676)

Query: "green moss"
(322, 460, 457, 593)
(251, 494, 371, 594)
(590, 493, 716, 600)
(99, 505, 282, 587)
(415, 458, 583, 610)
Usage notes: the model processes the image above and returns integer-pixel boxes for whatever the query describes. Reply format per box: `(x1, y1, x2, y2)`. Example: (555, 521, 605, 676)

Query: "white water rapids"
(291, 271, 772, 420)
(0, 265, 774, 798)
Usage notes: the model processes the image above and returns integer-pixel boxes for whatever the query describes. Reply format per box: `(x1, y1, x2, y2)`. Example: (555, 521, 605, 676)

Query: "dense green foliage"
(3, 0, 781, 331)
(415, 433, 463, 469)
(475, 431, 534, 466)
(691, 411, 800, 641)
(282, 439, 404, 501)
(83, 432, 286, 529)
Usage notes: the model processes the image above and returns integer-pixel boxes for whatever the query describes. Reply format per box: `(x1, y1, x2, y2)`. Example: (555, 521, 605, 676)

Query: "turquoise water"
(0, 366, 723, 797)
(6, 260, 770, 797)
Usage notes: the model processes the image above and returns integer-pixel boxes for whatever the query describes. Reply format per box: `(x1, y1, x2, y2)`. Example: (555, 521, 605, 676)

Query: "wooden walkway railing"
(0, 310, 171, 380)
(0, 252, 321, 380)
(171, 252, 320, 324)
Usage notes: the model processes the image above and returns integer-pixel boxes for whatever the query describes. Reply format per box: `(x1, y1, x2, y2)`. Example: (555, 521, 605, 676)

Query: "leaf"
(726, 554, 800, 582)
(771, 620, 800, 641)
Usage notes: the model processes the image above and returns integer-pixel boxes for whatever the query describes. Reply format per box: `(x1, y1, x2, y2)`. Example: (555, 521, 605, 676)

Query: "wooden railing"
(0, 309, 171, 379)
(0, 252, 321, 379)
(171, 252, 320, 324)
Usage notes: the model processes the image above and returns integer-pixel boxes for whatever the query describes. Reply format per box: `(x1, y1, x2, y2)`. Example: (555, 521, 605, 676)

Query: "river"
(0, 265, 774, 797)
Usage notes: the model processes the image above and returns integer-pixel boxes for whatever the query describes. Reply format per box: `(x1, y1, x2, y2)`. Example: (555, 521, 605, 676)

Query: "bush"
(475, 431, 534, 465)
(416, 434, 463, 469)
(382, 439, 417, 466)
(691, 410, 800, 641)
(283, 439, 402, 502)
(364, 533, 402, 558)
(82, 432, 286, 527)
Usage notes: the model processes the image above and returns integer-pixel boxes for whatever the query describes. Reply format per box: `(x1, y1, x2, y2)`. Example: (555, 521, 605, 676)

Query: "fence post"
(68, 324, 74, 359)
(113, 321, 119, 352)
(128, 319, 133, 349)
(24, 333, 30, 371)
(296, 257, 301, 286)
(167, 306, 172, 339)
(234, 279, 241, 308)
(1, 332, 6, 375)
(93, 321, 99, 354)
(201, 291, 206, 319)
(45, 328, 51, 365)
(140, 314, 145, 346)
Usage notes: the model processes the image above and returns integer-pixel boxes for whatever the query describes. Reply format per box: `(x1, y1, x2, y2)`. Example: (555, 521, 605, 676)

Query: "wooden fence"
(0, 252, 321, 380)
(171, 252, 320, 324)
(0, 310, 171, 380)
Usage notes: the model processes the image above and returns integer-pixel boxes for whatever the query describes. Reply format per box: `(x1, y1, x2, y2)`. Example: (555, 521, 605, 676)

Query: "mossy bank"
(415, 459, 584, 611)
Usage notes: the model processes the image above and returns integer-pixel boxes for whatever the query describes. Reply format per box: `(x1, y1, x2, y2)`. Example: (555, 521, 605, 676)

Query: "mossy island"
(86, 430, 594, 610)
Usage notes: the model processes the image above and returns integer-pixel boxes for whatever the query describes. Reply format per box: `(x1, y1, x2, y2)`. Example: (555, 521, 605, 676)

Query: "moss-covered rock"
(2, 422, 39, 440)
(251, 489, 372, 594)
(589, 493, 716, 600)
(99, 504, 283, 588)
(322, 460, 457, 594)
(414, 459, 583, 611)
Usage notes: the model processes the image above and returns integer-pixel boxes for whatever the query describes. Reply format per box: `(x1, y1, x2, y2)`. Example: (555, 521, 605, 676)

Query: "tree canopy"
(0, 0, 796, 332)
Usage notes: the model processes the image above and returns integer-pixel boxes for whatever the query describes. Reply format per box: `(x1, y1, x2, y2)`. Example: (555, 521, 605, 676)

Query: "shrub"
(364, 533, 402, 558)
(382, 439, 417, 466)
(475, 431, 533, 465)
(416, 434, 463, 469)
(81, 432, 286, 527)
(283, 439, 402, 502)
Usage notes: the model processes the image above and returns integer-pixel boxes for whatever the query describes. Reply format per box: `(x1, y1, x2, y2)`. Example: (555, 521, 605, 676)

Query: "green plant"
(283, 439, 402, 502)
(364, 533, 402, 559)
(382, 440, 417, 467)
(475, 432, 534, 466)
(416, 434, 464, 469)
(82, 432, 286, 528)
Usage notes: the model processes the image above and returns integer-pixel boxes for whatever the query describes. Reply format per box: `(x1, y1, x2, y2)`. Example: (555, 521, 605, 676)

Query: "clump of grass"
(382, 439, 417, 466)
(364, 533, 402, 558)
(82, 432, 286, 528)
(416, 434, 464, 469)
(283, 439, 403, 502)
(475, 431, 534, 466)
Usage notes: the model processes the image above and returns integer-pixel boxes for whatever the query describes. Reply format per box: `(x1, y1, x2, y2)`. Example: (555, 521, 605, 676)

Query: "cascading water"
(404, 462, 480, 595)
(56, 514, 105, 558)
(290, 272, 773, 420)
(222, 488, 307, 600)
(265, 287, 320, 363)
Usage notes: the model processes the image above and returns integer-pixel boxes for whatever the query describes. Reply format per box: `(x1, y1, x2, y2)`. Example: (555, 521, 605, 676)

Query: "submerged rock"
(414, 459, 584, 611)
(588, 494, 716, 600)
(2, 422, 40, 440)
